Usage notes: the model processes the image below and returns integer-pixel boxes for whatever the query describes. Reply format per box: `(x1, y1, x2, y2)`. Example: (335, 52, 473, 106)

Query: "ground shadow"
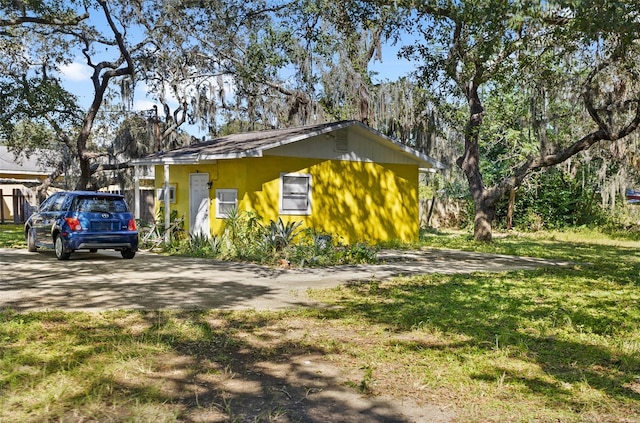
(312, 265, 640, 414)
(0, 310, 440, 422)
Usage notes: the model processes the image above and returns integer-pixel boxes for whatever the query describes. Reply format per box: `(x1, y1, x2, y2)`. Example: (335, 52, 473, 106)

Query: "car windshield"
(73, 196, 128, 213)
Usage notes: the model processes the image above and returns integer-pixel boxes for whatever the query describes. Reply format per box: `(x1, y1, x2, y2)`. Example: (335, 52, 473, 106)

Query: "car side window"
(61, 194, 73, 211)
(49, 194, 67, 212)
(72, 197, 86, 212)
(39, 194, 59, 212)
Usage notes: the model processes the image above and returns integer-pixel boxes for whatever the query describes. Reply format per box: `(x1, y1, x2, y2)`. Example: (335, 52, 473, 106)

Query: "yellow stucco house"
(133, 120, 444, 244)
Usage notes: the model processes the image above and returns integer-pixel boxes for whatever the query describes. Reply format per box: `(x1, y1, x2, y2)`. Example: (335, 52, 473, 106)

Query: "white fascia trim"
(131, 155, 199, 165)
(419, 167, 439, 174)
(0, 170, 49, 176)
(198, 150, 264, 161)
(0, 177, 43, 184)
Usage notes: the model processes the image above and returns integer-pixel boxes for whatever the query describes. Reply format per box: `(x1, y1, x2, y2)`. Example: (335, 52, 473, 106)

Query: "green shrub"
(285, 228, 335, 266)
(220, 209, 266, 261)
(334, 243, 378, 264)
(183, 232, 221, 258)
(147, 212, 380, 267)
(261, 218, 303, 252)
(503, 169, 608, 230)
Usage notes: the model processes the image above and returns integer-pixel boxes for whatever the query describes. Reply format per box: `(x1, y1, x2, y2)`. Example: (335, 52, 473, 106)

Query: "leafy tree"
(1, 0, 449, 195)
(0, 0, 141, 194)
(2, 0, 335, 193)
(0, 0, 88, 28)
(134, 0, 431, 134)
(131, 0, 322, 132)
(339, 0, 640, 241)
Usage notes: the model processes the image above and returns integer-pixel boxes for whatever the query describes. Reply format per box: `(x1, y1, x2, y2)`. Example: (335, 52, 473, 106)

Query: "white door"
(189, 173, 210, 237)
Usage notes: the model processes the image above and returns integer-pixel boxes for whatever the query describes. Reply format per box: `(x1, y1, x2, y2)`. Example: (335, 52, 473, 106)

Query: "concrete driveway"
(0, 247, 573, 312)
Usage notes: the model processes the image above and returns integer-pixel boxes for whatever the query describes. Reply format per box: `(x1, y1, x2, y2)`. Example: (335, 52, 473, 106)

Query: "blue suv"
(25, 191, 138, 260)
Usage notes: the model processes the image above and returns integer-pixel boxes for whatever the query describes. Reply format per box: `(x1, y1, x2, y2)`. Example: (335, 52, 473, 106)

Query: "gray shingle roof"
(0, 146, 53, 176)
(133, 120, 445, 169)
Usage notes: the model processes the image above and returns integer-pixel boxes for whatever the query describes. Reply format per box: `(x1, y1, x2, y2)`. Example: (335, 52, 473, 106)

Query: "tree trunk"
(473, 196, 496, 242)
(426, 193, 437, 227)
(457, 79, 493, 241)
(506, 187, 515, 230)
(76, 154, 91, 190)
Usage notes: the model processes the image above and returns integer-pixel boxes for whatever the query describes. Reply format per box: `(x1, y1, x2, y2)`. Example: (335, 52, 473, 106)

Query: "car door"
(30, 194, 55, 244)
(34, 193, 66, 246)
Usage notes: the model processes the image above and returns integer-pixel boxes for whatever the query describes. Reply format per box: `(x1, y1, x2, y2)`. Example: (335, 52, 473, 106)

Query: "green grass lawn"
(0, 223, 25, 249)
(1, 225, 639, 422)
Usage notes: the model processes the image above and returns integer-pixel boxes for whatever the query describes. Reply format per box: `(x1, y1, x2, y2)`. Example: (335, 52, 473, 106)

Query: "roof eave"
(133, 150, 264, 166)
(396, 146, 446, 169)
(131, 156, 198, 166)
(132, 120, 446, 169)
(199, 150, 263, 161)
(418, 155, 447, 170)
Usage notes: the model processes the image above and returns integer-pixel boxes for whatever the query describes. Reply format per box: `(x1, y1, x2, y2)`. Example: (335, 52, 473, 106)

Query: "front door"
(189, 173, 210, 237)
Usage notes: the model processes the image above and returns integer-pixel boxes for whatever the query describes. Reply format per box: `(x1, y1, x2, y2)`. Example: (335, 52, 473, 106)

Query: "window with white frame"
(216, 189, 237, 218)
(280, 173, 311, 215)
(156, 185, 176, 203)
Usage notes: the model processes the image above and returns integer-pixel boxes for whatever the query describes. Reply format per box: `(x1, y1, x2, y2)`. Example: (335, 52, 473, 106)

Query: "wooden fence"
(0, 188, 31, 224)
(0, 188, 154, 225)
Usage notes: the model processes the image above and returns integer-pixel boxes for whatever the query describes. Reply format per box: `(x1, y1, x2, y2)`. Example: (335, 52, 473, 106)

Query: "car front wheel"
(27, 228, 38, 252)
(54, 236, 71, 260)
(121, 248, 135, 259)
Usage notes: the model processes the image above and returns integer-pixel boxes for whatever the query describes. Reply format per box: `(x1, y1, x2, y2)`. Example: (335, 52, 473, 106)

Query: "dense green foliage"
(433, 170, 639, 233)
(498, 169, 607, 230)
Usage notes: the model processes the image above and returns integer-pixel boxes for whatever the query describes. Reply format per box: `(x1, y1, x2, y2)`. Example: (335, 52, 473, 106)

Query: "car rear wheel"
(55, 236, 71, 260)
(121, 248, 135, 259)
(27, 228, 38, 252)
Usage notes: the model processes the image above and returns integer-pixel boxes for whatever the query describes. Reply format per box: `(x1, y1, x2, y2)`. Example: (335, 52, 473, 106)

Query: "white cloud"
(59, 62, 92, 81)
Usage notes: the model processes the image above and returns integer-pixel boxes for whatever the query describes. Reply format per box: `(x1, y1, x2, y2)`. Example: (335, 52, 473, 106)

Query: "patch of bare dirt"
(160, 352, 456, 423)
(132, 317, 457, 422)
